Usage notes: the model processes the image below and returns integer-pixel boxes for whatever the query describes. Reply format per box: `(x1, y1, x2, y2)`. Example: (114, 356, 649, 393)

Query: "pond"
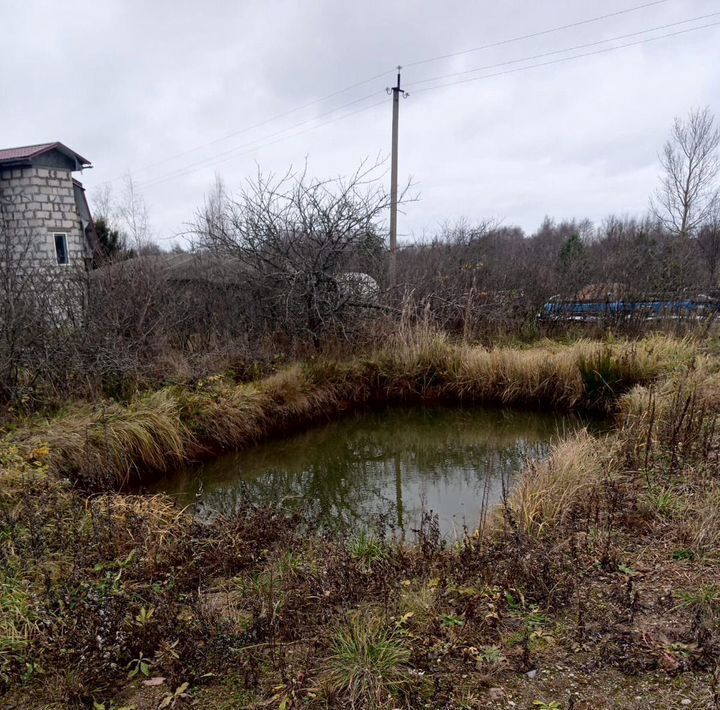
(146, 406, 604, 537)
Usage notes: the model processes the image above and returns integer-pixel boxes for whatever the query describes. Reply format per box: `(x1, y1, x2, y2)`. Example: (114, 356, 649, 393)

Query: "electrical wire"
(99, 0, 675, 186)
(135, 90, 382, 188)
(403, 0, 674, 69)
(128, 70, 392, 176)
(134, 18, 719, 190)
(405, 11, 720, 89)
(136, 91, 385, 189)
(138, 95, 388, 190)
(412, 19, 720, 95)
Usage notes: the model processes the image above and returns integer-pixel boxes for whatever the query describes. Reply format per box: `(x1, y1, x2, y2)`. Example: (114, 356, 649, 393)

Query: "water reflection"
(147, 406, 601, 537)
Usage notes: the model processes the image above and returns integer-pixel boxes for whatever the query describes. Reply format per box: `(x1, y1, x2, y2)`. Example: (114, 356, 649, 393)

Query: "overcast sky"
(2, 0, 719, 245)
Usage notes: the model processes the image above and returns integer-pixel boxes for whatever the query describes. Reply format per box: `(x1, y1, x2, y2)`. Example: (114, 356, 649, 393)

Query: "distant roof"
(0, 142, 91, 169)
(576, 282, 629, 302)
(94, 253, 250, 285)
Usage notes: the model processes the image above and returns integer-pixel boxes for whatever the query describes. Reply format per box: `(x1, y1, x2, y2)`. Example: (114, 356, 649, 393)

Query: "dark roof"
(0, 142, 92, 169)
(72, 179, 101, 257)
(93, 253, 249, 285)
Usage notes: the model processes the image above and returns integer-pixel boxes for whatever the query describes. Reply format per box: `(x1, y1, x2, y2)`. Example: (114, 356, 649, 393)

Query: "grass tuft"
(349, 531, 388, 569)
(324, 612, 411, 709)
(505, 430, 607, 535)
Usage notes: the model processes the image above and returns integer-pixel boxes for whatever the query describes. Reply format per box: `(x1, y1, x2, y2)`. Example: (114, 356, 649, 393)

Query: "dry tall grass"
(12, 333, 694, 489)
(681, 484, 720, 557)
(504, 430, 608, 535)
(44, 390, 187, 487)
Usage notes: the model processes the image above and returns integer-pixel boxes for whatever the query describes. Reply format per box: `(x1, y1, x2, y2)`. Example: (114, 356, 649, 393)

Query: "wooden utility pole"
(388, 66, 404, 286)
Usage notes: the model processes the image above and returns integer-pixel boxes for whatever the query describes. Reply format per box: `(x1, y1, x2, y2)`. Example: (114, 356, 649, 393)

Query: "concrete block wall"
(0, 166, 89, 269)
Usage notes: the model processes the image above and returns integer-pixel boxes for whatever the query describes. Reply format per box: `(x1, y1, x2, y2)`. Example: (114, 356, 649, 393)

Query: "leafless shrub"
(190, 160, 400, 346)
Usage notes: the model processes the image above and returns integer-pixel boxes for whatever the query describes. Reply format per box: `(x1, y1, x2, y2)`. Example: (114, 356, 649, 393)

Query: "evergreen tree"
(94, 217, 125, 262)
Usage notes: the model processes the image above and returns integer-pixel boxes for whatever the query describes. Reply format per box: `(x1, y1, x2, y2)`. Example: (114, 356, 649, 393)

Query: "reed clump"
(174, 378, 268, 450)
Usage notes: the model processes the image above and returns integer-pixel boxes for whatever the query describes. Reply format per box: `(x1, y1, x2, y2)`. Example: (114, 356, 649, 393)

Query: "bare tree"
(202, 173, 231, 238)
(91, 182, 119, 225)
(0, 189, 90, 403)
(90, 177, 158, 257)
(118, 175, 152, 251)
(652, 106, 720, 236)
(0, 194, 40, 399)
(192, 160, 396, 343)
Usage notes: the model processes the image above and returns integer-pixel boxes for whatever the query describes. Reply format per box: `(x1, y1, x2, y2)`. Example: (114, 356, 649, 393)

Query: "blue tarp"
(540, 300, 719, 320)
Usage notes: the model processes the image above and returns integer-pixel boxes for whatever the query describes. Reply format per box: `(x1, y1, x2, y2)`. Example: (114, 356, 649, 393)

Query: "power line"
(407, 12, 720, 87)
(406, 11, 720, 89)
(100, 0, 674, 186)
(133, 91, 384, 189)
(403, 0, 675, 69)
(412, 19, 720, 95)
(136, 17, 719, 191)
(138, 95, 388, 190)
(100, 71, 393, 185)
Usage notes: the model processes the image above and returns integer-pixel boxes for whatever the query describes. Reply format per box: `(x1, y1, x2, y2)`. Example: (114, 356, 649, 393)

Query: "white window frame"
(53, 232, 70, 265)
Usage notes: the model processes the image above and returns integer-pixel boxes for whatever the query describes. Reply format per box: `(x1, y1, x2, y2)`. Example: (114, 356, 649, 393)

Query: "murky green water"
(147, 406, 603, 537)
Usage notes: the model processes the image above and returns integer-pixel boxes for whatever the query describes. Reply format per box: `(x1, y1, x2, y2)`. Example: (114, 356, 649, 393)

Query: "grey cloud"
(1, 0, 718, 242)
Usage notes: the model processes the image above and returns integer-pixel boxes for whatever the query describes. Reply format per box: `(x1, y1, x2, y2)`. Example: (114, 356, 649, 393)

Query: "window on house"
(54, 233, 69, 265)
